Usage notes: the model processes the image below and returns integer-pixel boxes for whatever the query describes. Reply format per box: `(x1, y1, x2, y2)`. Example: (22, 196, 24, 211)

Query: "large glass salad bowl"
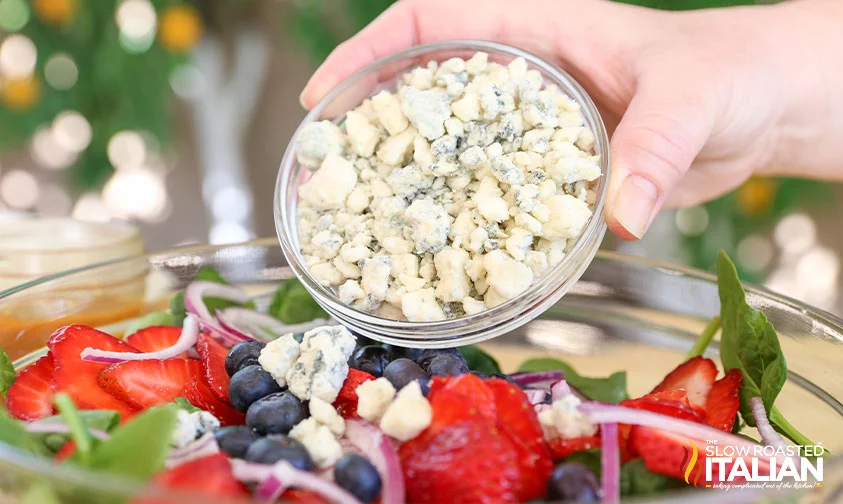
(0, 239, 840, 503)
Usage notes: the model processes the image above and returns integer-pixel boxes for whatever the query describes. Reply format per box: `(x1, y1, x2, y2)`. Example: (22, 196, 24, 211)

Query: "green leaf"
(195, 266, 227, 284)
(170, 291, 188, 327)
(54, 393, 95, 466)
(174, 397, 200, 413)
(32, 410, 120, 454)
(269, 278, 328, 324)
(685, 316, 720, 360)
(89, 404, 178, 480)
(123, 311, 176, 337)
(518, 358, 628, 404)
(620, 459, 669, 496)
(0, 409, 38, 453)
(21, 482, 61, 504)
(0, 347, 14, 396)
(716, 251, 814, 446)
(459, 346, 501, 374)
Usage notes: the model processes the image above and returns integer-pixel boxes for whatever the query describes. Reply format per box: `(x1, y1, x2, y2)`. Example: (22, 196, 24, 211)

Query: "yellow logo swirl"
(684, 441, 699, 484)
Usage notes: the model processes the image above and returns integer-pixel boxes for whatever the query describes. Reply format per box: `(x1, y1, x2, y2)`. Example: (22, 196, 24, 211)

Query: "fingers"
(604, 83, 716, 240)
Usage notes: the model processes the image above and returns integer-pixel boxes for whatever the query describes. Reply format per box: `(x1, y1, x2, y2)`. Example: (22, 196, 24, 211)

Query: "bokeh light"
(0, 35, 37, 78)
(44, 53, 78, 90)
(35, 183, 72, 216)
(102, 168, 167, 221)
(675, 206, 709, 236)
(209, 221, 251, 245)
(30, 125, 76, 170)
(169, 65, 205, 99)
(736, 234, 774, 274)
(52, 110, 92, 153)
(0, 0, 31, 32)
(773, 213, 815, 256)
(115, 0, 156, 40)
(107, 130, 146, 170)
(72, 193, 111, 223)
(211, 186, 252, 223)
(0, 169, 39, 209)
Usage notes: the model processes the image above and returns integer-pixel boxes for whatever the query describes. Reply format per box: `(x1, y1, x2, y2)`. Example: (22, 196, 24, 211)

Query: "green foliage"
(268, 277, 328, 324)
(174, 397, 201, 413)
(562, 450, 669, 497)
(0, 348, 14, 396)
(518, 358, 628, 403)
(32, 410, 121, 454)
(459, 346, 501, 374)
(123, 311, 176, 337)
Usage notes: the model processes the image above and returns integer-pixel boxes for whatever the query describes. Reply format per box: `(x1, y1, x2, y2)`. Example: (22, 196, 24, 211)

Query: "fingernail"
(298, 92, 309, 110)
(614, 175, 659, 239)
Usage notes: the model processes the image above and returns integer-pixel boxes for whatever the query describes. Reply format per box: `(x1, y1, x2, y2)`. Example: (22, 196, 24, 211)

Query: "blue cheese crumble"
(296, 52, 600, 322)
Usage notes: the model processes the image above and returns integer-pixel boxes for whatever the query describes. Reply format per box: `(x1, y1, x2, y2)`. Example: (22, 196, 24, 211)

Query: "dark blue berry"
(383, 358, 429, 391)
(384, 344, 423, 361)
(471, 371, 489, 379)
(490, 373, 516, 384)
(292, 333, 304, 343)
(214, 426, 259, 459)
(334, 454, 382, 503)
(244, 435, 313, 471)
(546, 463, 600, 502)
(228, 365, 282, 412)
(246, 391, 308, 435)
(416, 348, 464, 372)
(427, 354, 469, 377)
(224, 340, 265, 377)
(349, 345, 393, 377)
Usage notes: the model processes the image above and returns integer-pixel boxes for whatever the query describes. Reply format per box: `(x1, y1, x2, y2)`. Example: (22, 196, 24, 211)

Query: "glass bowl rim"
(0, 218, 142, 255)
(273, 39, 611, 333)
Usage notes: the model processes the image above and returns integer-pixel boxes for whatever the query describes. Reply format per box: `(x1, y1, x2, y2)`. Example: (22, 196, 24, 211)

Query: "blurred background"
(0, 0, 840, 314)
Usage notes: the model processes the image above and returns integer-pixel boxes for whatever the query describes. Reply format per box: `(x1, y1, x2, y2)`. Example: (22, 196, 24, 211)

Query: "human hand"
(300, 0, 843, 240)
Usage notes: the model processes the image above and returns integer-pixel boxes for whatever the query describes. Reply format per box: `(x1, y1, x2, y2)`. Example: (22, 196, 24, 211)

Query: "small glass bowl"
(275, 40, 610, 348)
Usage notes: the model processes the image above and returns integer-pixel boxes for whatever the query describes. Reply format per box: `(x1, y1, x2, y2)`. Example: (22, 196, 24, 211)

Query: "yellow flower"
(737, 177, 777, 216)
(33, 0, 76, 24)
(1, 76, 41, 111)
(158, 4, 203, 53)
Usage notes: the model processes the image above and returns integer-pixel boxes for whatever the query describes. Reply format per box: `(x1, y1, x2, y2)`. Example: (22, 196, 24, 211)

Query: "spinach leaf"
(174, 397, 200, 413)
(21, 482, 61, 504)
(269, 278, 328, 324)
(123, 311, 176, 336)
(716, 252, 814, 446)
(518, 358, 628, 403)
(561, 450, 668, 497)
(459, 346, 501, 374)
(32, 410, 120, 454)
(685, 316, 720, 360)
(0, 409, 37, 453)
(54, 394, 95, 466)
(89, 404, 177, 480)
(171, 266, 255, 326)
(0, 347, 14, 396)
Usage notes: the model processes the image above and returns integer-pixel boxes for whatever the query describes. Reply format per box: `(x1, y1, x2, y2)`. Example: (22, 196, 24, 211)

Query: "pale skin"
(299, 0, 843, 240)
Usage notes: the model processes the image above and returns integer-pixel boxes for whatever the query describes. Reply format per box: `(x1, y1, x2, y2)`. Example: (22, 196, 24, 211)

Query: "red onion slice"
(600, 423, 620, 503)
(216, 306, 330, 342)
(344, 420, 405, 504)
(510, 371, 564, 387)
(81, 316, 199, 364)
(524, 389, 548, 405)
(231, 459, 273, 484)
(166, 432, 219, 469)
(749, 397, 789, 451)
(550, 380, 572, 402)
(26, 422, 110, 441)
(184, 281, 251, 345)
(233, 460, 363, 504)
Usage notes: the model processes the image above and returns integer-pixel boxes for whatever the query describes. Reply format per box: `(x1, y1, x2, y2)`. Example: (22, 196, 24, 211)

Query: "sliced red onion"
(344, 420, 405, 504)
(749, 397, 789, 451)
(510, 371, 564, 388)
(600, 423, 620, 504)
(233, 460, 363, 504)
(231, 459, 273, 484)
(550, 380, 572, 402)
(184, 281, 251, 345)
(81, 316, 200, 364)
(166, 433, 219, 469)
(524, 389, 548, 405)
(216, 306, 329, 342)
(26, 422, 110, 441)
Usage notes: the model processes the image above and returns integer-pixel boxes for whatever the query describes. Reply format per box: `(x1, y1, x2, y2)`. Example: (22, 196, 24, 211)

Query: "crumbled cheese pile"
(295, 52, 600, 322)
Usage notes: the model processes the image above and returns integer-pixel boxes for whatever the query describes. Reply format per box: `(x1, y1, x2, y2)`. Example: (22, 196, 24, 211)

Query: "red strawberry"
(135, 453, 248, 504)
(428, 374, 497, 421)
(282, 490, 329, 503)
(49, 325, 139, 418)
(54, 440, 76, 462)
(181, 378, 246, 427)
(703, 368, 742, 432)
(548, 435, 602, 460)
(98, 359, 203, 409)
(485, 378, 553, 501)
(332, 368, 375, 419)
(622, 390, 705, 424)
(196, 333, 231, 403)
(399, 381, 521, 504)
(6, 354, 56, 420)
(125, 326, 186, 357)
(651, 356, 718, 408)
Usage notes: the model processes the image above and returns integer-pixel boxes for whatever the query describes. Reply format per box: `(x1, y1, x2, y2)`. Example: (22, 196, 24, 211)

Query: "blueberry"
(490, 373, 516, 384)
(214, 426, 259, 459)
(384, 344, 423, 362)
(244, 435, 313, 471)
(349, 346, 393, 377)
(334, 454, 382, 503)
(546, 463, 600, 502)
(416, 348, 464, 372)
(228, 365, 282, 412)
(246, 391, 308, 435)
(427, 354, 469, 377)
(383, 358, 429, 391)
(225, 341, 265, 377)
(471, 371, 489, 379)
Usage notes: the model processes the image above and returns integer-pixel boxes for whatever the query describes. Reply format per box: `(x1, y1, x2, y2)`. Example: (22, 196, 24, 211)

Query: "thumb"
(604, 84, 715, 240)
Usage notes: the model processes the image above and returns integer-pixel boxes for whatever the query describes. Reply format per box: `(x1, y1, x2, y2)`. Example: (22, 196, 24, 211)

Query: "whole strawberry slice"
(181, 378, 245, 426)
(428, 374, 497, 421)
(651, 356, 718, 408)
(332, 368, 375, 419)
(6, 354, 56, 421)
(485, 378, 553, 502)
(703, 368, 742, 432)
(135, 453, 248, 504)
(125, 326, 187, 358)
(99, 359, 203, 409)
(195, 333, 231, 403)
(49, 325, 138, 418)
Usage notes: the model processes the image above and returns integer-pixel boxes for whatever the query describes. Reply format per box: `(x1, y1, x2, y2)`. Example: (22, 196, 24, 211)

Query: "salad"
(0, 252, 822, 503)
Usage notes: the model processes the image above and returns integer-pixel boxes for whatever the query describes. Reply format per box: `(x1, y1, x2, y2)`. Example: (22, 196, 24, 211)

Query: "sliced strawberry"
(181, 378, 246, 427)
(548, 435, 602, 460)
(485, 378, 553, 501)
(6, 354, 56, 420)
(651, 356, 718, 408)
(125, 326, 186, 357)
(399, 380, 521, 504)
(427, 373, 497, 422)
(195, 333, 230, 403)
(54, 440, 77, 462)
(622, 390, 705, 424)
(49, 325, 139, 418)
(135, 453, 248, 504)
(98, 359, 203, 409)
(332, 368, 375, 419)
(282, 490, 329, 503)
(703, 368, 742, 432)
